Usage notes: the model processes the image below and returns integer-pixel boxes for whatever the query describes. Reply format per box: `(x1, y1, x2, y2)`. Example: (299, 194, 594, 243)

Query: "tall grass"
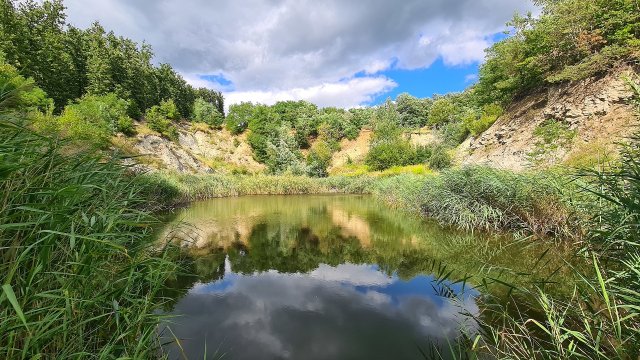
(142, 171, 377, 205)
(422, 167, 586, 238)
(462, 133, 640, 360)
(0, 117, 177, 356)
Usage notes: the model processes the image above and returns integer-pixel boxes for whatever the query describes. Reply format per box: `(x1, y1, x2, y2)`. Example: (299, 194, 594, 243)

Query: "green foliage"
(145, 100, 180, 141)
(226, 102, 255, 134)
(0, 60, 51, 113)
(147, 171, 375, 204)
(464, 103, 504, 136)
(247, 105, 281, 162)
(0, 1, 223, 116)
(192, 97, 223, 127)
(38, 93, 133, 146)
(420, 166, 579, 237)
(427, 145, 452, 170)
(439, 120, 470, 146)
(428, 97, 457, 126)
(528, 119, 577, 164)
(475, 0, 640, 106)
(117, 116, 135, 136)
(396, 93, 431, 128)
(365, 140, 416, 171)
(265, 124, 308, 175)
(0, 114, 178, 358)
(306, 139, 334, 177)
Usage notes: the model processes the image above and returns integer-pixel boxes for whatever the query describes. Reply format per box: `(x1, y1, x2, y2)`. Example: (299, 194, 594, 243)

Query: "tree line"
(0, 0, 223, 118)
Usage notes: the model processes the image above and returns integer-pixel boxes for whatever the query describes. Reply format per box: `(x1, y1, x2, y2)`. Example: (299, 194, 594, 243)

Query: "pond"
(159, 195, 561, 359)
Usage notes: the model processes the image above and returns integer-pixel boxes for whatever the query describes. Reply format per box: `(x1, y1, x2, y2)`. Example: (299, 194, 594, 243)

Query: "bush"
(365, 140, 416, 171)
(56, 107, 113, 146)
(158, 99, 180, 120)
(464, 103, 503, 136)
(0, 61, 52, 113)
(414, 145, 434, 163)
(264, 124, 308, 175)
(40, 93, 133, 147)
(145, 102, 179, 141)
(226, 102, 254, 134)
(192, 98, 224, 127)
(439, 120, 470, 145)
(117, 116, 136, 136)
(306, 139, 334, 177)
(428, 145, 453, 170)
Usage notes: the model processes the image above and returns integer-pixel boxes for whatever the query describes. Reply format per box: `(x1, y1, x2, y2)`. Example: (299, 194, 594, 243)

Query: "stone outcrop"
(459, 67, 638, 170)
(129, 124, 265, 174)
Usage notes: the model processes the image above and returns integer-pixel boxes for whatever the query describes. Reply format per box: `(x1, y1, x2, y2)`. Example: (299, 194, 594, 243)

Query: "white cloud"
(222, 76, 397, 109)
(60, 0, 536, 107)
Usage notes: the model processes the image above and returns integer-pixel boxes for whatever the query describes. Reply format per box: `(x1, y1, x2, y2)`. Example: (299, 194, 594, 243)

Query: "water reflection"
(164, 258, 478, 360)
(159, 195, 562, 359)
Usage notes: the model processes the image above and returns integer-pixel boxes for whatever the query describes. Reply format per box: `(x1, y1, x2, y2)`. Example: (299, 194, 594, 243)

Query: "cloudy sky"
(62, 0, 536, 108)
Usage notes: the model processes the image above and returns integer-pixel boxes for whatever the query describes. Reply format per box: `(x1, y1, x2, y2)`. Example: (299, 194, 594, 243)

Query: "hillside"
(459, 67, 639, 170)
(122, 67, 638, 175)
(116, 122, 264, 174)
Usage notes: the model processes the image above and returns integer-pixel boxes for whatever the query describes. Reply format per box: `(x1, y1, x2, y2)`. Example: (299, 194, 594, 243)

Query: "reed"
(0, 116, 178, 358)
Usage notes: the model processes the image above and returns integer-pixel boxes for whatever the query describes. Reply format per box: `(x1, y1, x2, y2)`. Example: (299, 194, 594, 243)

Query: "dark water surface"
(158, 195, 549, 359)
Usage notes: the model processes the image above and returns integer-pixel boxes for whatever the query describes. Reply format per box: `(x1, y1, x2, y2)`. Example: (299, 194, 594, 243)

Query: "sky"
(60, 0, 536, 109)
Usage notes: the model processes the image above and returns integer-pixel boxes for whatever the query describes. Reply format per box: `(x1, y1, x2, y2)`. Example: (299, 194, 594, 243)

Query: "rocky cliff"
(118, 123, 265, 174)
(458, 67, 639, 170)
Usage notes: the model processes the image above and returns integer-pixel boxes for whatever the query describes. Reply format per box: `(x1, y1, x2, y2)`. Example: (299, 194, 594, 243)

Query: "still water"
(159, 195, 546, 359)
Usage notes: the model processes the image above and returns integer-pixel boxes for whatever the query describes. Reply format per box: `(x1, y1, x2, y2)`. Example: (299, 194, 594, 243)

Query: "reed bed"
(0, 118, 178, 358)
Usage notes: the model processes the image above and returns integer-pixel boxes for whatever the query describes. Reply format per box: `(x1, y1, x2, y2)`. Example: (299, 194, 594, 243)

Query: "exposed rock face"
(459, 68, 638, 171)
(131, 125, 265, 174)
(135, 134, 210, 173)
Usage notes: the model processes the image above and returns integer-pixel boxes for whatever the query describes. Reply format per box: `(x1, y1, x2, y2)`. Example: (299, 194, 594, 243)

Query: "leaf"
(2, 284, 29, 330)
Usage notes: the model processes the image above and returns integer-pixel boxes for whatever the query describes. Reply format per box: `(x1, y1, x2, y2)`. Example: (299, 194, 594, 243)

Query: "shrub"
(247, 105, 281, 162)
(414, 145, 434, 163)
(365, 140, 416, 171)
(38, 93, 133, 147)
(56, 107, 113, 146)
(226, 102, 254, 134)
(192, 98, 224, 127)
(264, 124, 308, 175)
(427, 145, 453, 170)
(465, 103, 503, 136)
(158, 99, 180, 120)
(145, 103, 179, 141)
(117, 116, 136, 136)
(440, 120, 470, 145)
(306, 139, 334, 177)
(0, 61, 52, 113)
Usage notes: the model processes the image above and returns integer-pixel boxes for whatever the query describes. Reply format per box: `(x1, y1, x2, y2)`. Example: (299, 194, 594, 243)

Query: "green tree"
(192, 98, 223, 127)
(226, 102, 255, 134)
(396, 93, 431, 128)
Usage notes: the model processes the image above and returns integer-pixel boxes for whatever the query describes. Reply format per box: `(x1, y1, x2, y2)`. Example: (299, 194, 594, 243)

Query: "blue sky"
(368, 59, 480, 105)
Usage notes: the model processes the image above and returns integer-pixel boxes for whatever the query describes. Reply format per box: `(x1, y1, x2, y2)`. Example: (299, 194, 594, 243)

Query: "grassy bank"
(0, 119, 178, 358)
(148, 167, 585, 240)
(140, 171, 378, 205)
